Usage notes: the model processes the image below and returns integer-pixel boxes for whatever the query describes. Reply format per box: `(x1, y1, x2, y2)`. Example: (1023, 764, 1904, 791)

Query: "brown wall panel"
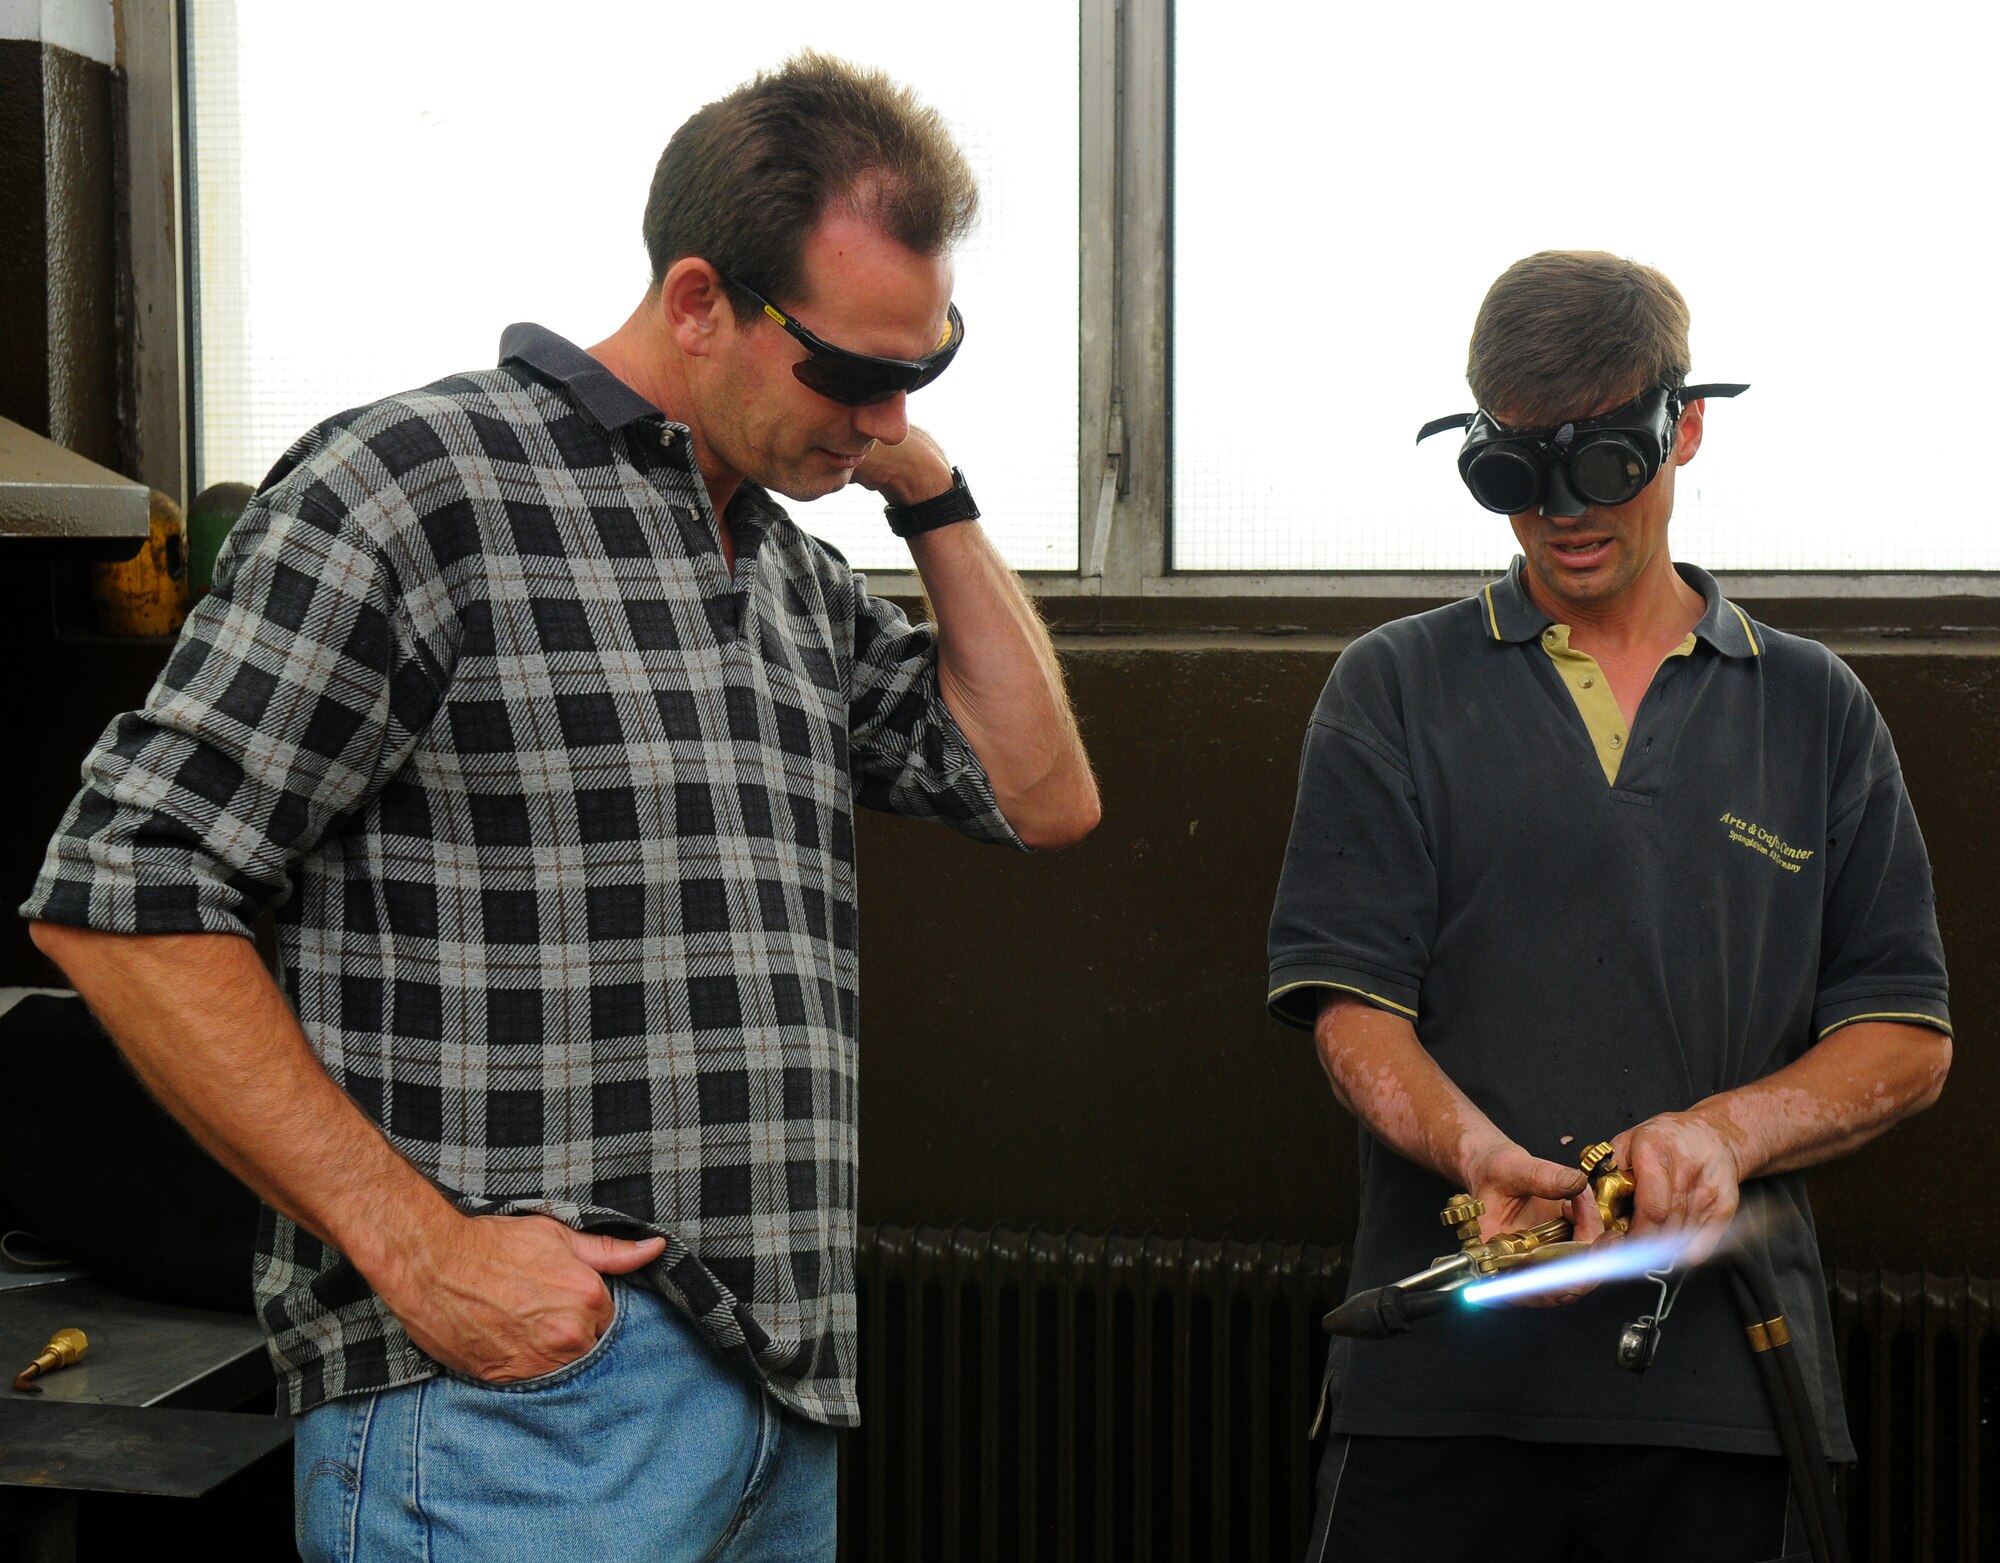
(1809, 652, 1998, 1269)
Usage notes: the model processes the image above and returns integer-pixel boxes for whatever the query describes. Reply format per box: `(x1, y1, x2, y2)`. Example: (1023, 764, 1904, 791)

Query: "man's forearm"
(908, 518, 1099, 848)
(1313, 994, 1592, 1241)
(1683, 1020, 1951, 1181)
(27, 923, 458, 1285)
(851, 427, 1097, 848)
(1314, 994, 1503, 1187)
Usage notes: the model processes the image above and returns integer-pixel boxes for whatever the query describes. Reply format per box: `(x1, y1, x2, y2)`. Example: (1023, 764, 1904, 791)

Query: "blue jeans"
(294, 1280, 837, 1562)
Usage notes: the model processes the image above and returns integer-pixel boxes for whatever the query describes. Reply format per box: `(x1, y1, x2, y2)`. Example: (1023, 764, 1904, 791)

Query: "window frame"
(130, 0, 2000, 626)
(122, 0, 192, 510)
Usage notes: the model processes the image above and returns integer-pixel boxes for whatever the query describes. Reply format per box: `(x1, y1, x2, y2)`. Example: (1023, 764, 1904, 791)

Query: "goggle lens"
(1569, 438, 1649, 506)
(1465, 447, 1542, 515)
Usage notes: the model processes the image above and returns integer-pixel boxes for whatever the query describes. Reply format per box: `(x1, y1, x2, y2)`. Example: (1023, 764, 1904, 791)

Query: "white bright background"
(1174, 5, 2000, 572)
(187, 1, 1079, 571)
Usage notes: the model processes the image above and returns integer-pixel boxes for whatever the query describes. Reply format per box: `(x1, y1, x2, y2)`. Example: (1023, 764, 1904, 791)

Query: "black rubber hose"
(1322, 1282, 1461, 1340)
(1724, 1253, 1849, 1563)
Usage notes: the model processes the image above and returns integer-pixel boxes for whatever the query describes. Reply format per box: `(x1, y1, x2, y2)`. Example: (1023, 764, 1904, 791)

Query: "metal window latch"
(1083, 392, 1127, 578)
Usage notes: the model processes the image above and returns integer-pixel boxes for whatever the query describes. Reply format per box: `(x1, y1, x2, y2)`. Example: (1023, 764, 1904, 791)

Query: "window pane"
(188, 1, 1078, 571)
(1172, 7, 2000, 572)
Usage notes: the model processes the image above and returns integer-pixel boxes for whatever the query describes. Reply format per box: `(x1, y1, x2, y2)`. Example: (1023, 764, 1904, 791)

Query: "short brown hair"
(1466, 251, 1691, 424)
(641, 51, 978, 317)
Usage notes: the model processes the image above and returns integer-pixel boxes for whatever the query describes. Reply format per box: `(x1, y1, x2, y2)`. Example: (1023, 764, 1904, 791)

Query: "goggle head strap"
(1416, 411, 1475, 445)
(1415, 381, 1750, 446)
(1418, 382, 1752, 515)
(1674, 382, 1751, 412)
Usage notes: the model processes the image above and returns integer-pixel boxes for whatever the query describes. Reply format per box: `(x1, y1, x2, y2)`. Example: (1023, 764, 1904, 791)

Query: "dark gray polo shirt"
(1268, 559, 1950, 1459)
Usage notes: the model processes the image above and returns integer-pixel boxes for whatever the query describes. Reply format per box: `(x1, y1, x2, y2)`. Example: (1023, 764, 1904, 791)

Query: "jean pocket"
(446, 1278, 629, 1394)
(294, 1397, 370, 1563)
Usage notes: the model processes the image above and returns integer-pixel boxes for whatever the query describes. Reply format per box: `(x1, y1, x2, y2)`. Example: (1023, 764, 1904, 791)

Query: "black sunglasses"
(721, 273, 964, 407)
(1417, 382, 1748, 516)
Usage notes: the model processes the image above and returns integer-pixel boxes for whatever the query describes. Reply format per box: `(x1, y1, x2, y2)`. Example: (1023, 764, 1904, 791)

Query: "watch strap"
(884, 467, 979, 537)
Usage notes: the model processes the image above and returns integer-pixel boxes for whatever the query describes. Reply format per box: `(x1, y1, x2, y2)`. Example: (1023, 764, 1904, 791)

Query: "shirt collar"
(498, 323, 667, 434)
(1477, 557, 1761, 659)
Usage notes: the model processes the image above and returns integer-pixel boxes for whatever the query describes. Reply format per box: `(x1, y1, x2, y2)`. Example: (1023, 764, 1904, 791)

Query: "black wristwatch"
(883, 467, 979, 538)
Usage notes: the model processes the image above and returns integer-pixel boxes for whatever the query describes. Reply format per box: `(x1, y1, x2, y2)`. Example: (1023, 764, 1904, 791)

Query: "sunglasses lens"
(783, 302, 963, 406)
(1570, 438, 1649, 505)
(909, 316, 962, 392)
(792, 357, 909, 407)
(1464, 447, 1541, 515)
(907, 342, 959, 394)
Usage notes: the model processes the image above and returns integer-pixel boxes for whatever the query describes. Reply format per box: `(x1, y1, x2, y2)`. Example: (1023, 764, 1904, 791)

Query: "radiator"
(1830, 1271, 2000, 1562)
(840, 1226, 1347, 1561)
(842, 1231, 2000, 1561)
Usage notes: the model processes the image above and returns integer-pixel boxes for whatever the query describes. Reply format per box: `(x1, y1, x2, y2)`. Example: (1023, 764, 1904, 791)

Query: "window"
(173, 4, 1999, 593)
(1172, 7, 2000, 573)
(186, 1, 1079, 571)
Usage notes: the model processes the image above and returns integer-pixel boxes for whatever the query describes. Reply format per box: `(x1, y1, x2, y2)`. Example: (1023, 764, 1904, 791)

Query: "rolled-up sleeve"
(842, 578, 1024, 849)
(21, 495, 450, 938)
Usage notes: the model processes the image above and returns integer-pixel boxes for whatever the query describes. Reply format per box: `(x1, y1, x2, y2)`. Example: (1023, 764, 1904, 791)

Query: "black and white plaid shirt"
(22, 324, 1022, 1422)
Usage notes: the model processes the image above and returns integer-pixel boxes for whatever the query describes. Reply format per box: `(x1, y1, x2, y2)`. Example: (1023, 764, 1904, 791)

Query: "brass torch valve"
(1579, 1141, 1635, 1236)
(1440, 1194, 1485, 1247)
(12, 1328, 88, 1393)
(1438, 1140, 1637, 1277)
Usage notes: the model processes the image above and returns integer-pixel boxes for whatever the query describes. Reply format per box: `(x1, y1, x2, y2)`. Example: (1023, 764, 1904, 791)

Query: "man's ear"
(661, 258, 732, 359)
(1673, 397, 1706, 467)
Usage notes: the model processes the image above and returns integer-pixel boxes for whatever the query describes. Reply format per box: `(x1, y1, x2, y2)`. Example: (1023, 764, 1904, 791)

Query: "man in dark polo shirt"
(1268, 251, 1952, 1562)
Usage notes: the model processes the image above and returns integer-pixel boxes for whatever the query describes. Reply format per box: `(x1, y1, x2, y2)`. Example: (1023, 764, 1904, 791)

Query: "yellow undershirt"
(1538, 624, 1697, 785)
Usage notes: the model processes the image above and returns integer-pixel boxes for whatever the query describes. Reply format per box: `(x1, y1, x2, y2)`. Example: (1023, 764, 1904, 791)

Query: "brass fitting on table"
(11, 1327, 87, 1393)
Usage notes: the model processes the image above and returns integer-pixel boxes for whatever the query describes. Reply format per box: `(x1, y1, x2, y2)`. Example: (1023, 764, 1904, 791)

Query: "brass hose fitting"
(12, 1328, 87, 1393)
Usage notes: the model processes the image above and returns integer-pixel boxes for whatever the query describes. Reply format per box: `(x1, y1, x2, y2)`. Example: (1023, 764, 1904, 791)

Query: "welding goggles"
(1416, 382, 1748, 515)
(723, 273, 964, 407)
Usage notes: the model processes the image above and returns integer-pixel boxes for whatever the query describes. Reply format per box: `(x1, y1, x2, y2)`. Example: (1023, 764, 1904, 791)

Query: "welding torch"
(1322, 1139, 1634, 1339)
(1319, 1144, 1849, 1563)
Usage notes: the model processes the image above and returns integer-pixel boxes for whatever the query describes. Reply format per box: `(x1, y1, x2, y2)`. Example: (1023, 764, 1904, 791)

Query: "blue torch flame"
(1459, 1234, 1697, 1307)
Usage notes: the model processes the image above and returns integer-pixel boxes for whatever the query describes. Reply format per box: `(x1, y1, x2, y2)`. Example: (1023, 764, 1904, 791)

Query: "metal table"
(0, 990, 292, 1554)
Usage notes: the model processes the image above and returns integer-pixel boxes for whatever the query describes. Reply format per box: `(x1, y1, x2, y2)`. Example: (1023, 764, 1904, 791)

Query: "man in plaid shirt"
(25, 53, 1097, 1561)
